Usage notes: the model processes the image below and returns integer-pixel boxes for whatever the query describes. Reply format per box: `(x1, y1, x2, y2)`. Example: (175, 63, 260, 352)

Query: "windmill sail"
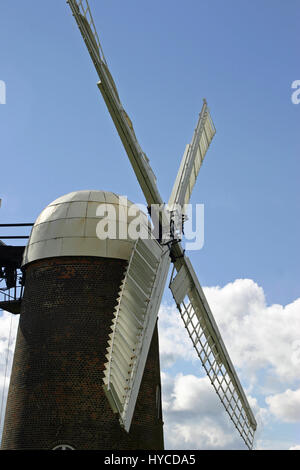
(169, 254, 257, 449)
(103, 238, 170, 431)
(68, 0, 257, 449)
(67, 0, 161, 208)
(168, 100, 216, 212)
(67, 0, 107, 64)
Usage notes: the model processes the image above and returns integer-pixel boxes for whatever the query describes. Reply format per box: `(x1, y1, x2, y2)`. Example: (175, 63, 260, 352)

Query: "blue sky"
(0, 0, 299, 450)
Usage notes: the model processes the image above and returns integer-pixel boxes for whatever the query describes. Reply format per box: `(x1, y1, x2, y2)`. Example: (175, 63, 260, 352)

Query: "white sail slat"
(168, 100, 216, 212)
(103, 238, 170, 431)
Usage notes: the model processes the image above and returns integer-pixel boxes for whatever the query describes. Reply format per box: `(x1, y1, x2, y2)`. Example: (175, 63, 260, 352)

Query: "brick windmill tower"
(0, 0, 256, 450)
(1, 190, 166, 450)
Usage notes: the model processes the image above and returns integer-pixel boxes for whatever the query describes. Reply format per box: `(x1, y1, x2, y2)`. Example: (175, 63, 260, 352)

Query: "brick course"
(1, 256, 164, 450)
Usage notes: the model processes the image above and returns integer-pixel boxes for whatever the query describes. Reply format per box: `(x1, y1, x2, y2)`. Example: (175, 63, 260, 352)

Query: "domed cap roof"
(22, 190, 150, 266)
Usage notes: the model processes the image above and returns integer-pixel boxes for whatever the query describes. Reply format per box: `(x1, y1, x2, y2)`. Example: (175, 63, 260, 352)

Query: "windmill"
(66, 0, 257, 449)
(0, 1, 257, 451)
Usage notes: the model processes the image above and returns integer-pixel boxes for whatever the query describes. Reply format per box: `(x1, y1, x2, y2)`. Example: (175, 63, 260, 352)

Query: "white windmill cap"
(22, 190, 150, 266)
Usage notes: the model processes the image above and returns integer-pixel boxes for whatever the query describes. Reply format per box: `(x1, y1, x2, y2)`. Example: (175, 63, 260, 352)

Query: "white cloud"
(161, 372, 244, 450)
(203, 279, 300, 386)
(0, 312, 17, 352)
(266, 388, 300, 423)
(159, 279, 300, 388)
(0, 311, 18, 430)
(158, 278, 300, 449)
(161, 371, 269, 450)
(0, 311, 18, 359)
(289, 445, 300, 450)
(166, 419, 237, 450)
(158, 304, 198, 369)
(171, 374, 222, 415)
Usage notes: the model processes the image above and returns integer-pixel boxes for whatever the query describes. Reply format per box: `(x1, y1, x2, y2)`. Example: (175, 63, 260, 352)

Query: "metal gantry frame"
(0, 274, 24, 304)
(0, 225, 32, 314)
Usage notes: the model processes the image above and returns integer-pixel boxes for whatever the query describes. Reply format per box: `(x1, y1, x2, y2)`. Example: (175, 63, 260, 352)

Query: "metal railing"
(0, 223, 33, 240)
(0, 272, 24, 304)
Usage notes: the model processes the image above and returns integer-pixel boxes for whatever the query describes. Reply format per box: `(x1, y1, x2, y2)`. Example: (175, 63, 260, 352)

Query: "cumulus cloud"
(203, 279, 300, 386)
(0, 311, 18, 432)
(266, 388, 300, 423)
(289, 445, 300, 450)
(160, 371, 268, 450)
(159, 279, 300, 389)
(171, 374, 221, 414)
(161, 372, 244, 450)
(0, 311, 18, 364)
(158, 304, 198, 369)
(158, 278, 300, 449)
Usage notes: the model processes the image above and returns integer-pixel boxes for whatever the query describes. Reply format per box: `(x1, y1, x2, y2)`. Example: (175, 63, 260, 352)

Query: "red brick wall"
(1, 257, 164, 450)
